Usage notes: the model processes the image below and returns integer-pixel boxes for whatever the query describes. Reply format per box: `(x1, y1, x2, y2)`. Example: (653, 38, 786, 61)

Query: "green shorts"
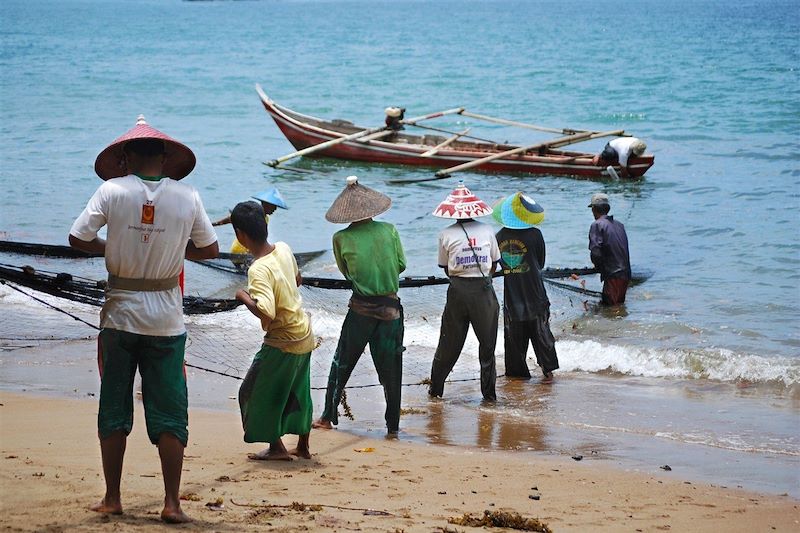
(97, 328, 188, 446)
(238, 345, 312, 443)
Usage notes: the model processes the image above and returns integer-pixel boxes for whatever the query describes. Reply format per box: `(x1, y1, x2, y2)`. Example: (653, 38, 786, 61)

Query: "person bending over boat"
(428, 181, 500, 401)
(69, 115, 218, 524)
(212, 187, 288, 266)
(588, 193, 631, 306)
(231, 201, 315, 461)
(592, 137, 647, 178)
(493, 193, 559, 383)
(313, 176, 406, 435)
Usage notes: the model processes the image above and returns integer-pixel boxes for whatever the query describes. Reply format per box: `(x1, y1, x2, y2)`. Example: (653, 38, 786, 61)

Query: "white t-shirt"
(70, 175, 217, 336)
(437, 220, 500, 278)
(608, 137, 640, 168)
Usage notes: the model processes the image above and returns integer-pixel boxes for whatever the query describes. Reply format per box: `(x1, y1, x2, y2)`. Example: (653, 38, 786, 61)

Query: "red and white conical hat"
(94, 115, 196, 181)
(432, 181, 493, 219)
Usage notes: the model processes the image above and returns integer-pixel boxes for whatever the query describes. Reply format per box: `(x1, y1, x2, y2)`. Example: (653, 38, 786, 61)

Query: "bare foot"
(161, 507, 192, 524)
(289, 447, 312, 459)
(89, 498, 122, 515)
(248, 448, 294, 461)
(541, 372, 554, 384)
(312, 418, 333, 430)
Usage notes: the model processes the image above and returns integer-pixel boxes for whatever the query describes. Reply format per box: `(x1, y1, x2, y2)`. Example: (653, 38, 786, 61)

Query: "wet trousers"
(504, 309, 560, 377)
(429, 277, 499, 401)
(321, 308, 404, 432)
(602, 277, 629, 306)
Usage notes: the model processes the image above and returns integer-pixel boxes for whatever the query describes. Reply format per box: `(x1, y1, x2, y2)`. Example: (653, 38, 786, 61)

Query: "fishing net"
(0, 248, 598, 392)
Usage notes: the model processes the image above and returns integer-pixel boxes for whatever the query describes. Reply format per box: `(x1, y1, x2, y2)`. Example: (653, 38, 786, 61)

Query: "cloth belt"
(350, 292, 401, 309)
(107, 274, 180, 292)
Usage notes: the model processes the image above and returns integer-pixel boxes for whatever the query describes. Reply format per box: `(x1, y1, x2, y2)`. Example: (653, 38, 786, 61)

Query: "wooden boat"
(256, 85, 654, 180)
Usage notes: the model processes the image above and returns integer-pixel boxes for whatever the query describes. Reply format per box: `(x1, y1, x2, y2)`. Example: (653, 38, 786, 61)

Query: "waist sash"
(107, 274, 180, 292)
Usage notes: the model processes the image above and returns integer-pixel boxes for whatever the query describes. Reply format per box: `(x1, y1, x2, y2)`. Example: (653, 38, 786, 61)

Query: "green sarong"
(238, 345, 312, 443)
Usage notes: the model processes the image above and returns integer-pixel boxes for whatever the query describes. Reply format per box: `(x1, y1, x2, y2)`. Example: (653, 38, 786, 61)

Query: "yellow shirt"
(247, 241, 314, 354)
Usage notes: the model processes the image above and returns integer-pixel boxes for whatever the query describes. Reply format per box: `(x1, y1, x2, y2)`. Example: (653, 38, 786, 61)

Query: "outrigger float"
(256, 84, 654, 182)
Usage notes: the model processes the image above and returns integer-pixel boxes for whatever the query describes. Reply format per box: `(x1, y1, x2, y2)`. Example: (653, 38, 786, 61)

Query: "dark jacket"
(589, 215, 631, 281)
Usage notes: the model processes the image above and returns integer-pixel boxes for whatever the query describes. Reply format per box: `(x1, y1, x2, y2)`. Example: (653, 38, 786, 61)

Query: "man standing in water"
(588, 193, 631, 305)
(69, 115, 218, 523)
(313, 176, 406, 435)
(493, 192, 559, 383)
(428, 181, 500, 401)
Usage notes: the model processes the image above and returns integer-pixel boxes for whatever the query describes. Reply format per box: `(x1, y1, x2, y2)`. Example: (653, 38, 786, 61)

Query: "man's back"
(589, 215, 631, 280)
(496, 227, 549, 320)
(333, 220, 406, 296)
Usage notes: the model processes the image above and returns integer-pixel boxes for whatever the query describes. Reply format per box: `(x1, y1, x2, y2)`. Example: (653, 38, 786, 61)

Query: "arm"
(588, 223, 604, 269)
(211, 213, 231, 227)
(69, 234, 106, 255)
(185, 239, 219, 260)
(235, 289, 273, 331)
(394, 226, 407, 275)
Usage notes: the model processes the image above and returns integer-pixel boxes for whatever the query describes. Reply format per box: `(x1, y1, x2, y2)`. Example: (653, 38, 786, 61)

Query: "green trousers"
(321, 308, 404, 432)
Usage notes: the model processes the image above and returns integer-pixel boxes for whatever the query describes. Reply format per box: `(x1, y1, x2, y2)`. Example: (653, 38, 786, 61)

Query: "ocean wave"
(556, 339, 799, 386)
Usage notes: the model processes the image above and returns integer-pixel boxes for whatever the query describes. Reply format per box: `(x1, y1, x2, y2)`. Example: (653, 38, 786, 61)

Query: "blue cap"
(251, 187, 288, 209)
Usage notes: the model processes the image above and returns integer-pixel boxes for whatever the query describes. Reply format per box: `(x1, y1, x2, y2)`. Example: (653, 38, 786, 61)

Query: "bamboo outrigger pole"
(432, 129, 624, 179)
(420, 128, 471, 157)
(459, 110, 584, 135)
(265, 107, 465, 168)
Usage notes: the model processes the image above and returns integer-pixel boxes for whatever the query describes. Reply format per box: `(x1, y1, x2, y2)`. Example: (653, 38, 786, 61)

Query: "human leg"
(290, 433, 311, 459)
(467, 283, 500, 401)
(90, 430, 126, 514)
(530, 309, 559, 379)
(136, 334, 190, 522)
(93, 329, 139, 514)
(369, 311, 404, 432)
(240, 347, 312, 444)
(318, 310, 375, 426)
(158, 432, 191, 523)
(503, 315, 531, 378)
(429, 283, 470, 397)
(601, 277, 629, 305)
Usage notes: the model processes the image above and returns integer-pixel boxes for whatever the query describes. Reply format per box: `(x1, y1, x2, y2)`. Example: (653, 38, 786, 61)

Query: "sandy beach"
(0, 391, 797, 532)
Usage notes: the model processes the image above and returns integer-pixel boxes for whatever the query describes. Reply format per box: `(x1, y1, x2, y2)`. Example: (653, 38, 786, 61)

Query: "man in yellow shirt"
(232, 200, 315, 460)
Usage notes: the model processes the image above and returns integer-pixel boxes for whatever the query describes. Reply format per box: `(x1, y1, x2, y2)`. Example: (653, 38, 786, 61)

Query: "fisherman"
(231, 201, 315, 461)
(212, 187, 288, 266)
(384, 107, 406, 131)
(429, 181, 500, 401)
(592, 137, 647, 178)
(312, 176, 406, 435)
(493, 192, 559, 383)
(69, 115, 218, 523)
(588, 193, 632, 305)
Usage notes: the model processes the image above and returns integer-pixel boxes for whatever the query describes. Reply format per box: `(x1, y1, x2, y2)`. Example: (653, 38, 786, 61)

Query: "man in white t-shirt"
(69, 116, 218, 524)
(428, 182, 500, 401)
(592, 137, 647, 178)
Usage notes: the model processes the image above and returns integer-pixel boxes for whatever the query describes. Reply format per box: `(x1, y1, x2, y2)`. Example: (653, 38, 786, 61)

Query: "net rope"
(1, 274, 592, 389)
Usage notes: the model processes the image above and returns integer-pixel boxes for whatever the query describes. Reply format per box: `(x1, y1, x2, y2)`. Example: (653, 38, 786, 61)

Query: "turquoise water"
(1, 0, 799, 492)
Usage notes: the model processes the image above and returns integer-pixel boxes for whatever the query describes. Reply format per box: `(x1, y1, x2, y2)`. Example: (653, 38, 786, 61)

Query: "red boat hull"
(258, 91, 654, 179)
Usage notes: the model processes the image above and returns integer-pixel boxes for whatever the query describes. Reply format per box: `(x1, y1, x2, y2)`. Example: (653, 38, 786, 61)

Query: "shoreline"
(2, 333, 799, 500)
(1, 390, 798, 532)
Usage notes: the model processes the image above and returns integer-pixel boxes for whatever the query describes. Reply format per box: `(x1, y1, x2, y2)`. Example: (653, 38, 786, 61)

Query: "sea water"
(1, 0, 798, 494)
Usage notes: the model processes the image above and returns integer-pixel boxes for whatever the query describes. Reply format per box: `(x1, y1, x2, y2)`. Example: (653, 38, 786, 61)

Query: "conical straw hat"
(325, 176, 392, 224)
(491, 192, 545, 229)
(432, 181, 492, 219)
(94, 115, 196, 181)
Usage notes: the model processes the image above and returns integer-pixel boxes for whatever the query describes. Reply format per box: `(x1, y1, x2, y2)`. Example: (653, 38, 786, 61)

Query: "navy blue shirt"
(589, 215, 631, 281)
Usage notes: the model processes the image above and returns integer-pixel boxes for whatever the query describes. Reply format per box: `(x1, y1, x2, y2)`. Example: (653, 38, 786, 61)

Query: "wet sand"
(1, 390, 798, 532)
(3, 334, 798, 499)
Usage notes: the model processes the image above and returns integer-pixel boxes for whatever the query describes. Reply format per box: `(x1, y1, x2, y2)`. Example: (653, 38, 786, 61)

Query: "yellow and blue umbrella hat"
(492, 192, 545, 229)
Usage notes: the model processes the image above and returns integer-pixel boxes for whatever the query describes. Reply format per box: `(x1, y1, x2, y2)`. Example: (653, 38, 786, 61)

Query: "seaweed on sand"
(448, 510, 552, 532)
